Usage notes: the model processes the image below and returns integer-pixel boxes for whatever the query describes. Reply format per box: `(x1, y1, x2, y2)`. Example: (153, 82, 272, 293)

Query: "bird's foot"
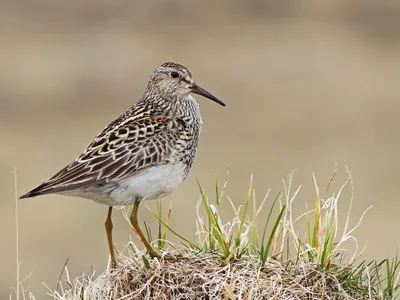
(148, 250, 179, 261)
(109, 258, 118, 269)
(162, 253, 178, 261)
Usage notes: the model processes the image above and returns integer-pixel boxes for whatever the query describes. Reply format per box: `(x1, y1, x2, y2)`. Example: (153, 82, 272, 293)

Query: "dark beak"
(190, 82, 225, 106)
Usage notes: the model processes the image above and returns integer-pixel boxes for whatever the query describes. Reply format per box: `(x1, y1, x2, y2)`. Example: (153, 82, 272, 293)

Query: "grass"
(11, 167, 400, 299)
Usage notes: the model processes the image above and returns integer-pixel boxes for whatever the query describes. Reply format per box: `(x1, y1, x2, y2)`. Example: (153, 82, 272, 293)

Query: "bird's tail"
(19, 183, 54, 199)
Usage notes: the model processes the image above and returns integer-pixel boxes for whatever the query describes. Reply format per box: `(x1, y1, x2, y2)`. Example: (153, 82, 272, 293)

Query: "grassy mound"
(55, 251, 372, 299)
(13, 167, 400, 299)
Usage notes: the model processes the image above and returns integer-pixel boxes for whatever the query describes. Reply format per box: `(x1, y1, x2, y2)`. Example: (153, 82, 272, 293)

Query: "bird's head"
(147, 62, 225, 106)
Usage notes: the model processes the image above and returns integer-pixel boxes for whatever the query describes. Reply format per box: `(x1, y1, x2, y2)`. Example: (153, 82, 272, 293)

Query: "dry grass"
(52, 250, 363, 300)
(11, 167, 400, 300)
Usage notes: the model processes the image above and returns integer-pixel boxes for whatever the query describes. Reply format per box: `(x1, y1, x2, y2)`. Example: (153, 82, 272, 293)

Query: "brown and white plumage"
(20, 61, 225, 263)
(21, 108, 191, 203)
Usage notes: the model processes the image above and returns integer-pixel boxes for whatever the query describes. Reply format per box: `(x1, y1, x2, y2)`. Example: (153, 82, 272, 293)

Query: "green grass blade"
(157, 200, 162, 250)
(150, 210, 200, 251)
(144, 221, 152, 244)
(235, 176, 252, 249)
(197, 179, 230, 257)
(263, 204, 286, 264)
(260, 192, 281, 264)
(162, 207, 172, 249)
(312, 189, 321, 250)
(142, 255, 151, 270)
(215, 177, 220, 207)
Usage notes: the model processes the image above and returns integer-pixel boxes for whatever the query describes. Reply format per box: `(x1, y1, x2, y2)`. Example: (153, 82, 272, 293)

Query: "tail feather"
(19, 183, 54, 199)
(19, 179, 97, 199)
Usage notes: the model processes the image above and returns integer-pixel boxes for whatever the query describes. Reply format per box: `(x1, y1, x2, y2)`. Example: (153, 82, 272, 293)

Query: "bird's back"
(20, 96, 202, 205)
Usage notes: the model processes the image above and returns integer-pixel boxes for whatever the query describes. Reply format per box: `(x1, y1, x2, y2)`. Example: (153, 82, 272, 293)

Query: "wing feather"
(20, 110, 186, 198)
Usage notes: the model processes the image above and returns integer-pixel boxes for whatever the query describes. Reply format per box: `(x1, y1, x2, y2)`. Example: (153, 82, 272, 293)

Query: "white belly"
(61, 162, 187, 206)
(111, 162, 186, 203)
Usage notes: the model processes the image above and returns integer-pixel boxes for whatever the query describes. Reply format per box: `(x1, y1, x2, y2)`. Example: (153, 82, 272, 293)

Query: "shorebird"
(20, 62, 225, 267)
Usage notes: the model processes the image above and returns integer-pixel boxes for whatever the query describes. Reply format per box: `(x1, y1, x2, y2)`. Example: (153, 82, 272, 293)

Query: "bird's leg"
(130, 199, 161, 259)
(105, 206, 117, 268)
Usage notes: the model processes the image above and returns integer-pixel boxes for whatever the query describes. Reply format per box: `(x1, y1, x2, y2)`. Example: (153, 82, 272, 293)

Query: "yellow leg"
(130, 200, 161, 259)
(105, 206, 117, 268)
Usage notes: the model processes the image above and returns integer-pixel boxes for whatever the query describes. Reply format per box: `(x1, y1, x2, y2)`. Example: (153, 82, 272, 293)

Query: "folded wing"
(20, 111, 185, 198)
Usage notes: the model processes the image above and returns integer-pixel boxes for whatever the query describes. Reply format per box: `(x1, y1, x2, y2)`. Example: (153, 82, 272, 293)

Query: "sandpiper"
(20, 62, 225, 267)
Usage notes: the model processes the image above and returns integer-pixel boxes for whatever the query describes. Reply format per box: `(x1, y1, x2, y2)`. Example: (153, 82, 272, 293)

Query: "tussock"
(11, 167, 400, 300)
(53, 251, 362, 300)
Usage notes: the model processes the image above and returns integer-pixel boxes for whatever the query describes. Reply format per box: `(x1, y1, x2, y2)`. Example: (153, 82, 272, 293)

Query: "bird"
(19, 62, 225, 267)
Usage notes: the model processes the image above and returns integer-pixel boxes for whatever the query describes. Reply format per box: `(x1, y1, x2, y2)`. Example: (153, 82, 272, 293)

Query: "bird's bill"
(190, 82, 225, 106)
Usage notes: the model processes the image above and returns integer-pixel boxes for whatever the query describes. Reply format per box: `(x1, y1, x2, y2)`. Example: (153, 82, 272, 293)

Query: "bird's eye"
(170, 71, 179, 78)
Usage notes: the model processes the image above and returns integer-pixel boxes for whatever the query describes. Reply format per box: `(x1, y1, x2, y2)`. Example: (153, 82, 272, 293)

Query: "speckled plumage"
(21, 96, 201, 204)
(20, 61, 225, 264)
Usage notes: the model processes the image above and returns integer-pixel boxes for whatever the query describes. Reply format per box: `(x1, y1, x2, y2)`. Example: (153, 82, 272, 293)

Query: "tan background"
(1, 1, 400, 297)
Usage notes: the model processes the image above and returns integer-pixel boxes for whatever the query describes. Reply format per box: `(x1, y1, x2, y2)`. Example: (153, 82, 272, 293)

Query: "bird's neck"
(141, 89, 201, 124)
(175, 95, 201, 117)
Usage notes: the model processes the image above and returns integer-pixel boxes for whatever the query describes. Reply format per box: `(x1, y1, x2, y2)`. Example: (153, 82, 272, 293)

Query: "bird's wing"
(20, 111, 186, 198)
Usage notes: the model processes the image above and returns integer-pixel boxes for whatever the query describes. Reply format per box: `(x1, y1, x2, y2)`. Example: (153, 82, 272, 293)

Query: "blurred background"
(1, 0, 400, 297)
